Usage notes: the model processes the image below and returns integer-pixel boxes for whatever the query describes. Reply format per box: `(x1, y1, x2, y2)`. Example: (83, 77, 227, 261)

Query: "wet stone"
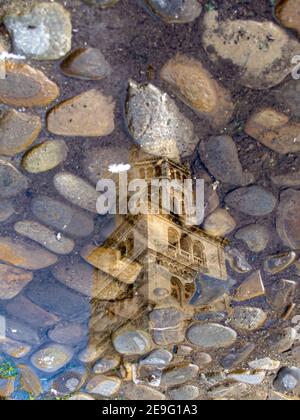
(31, 195, 94, 239)
(221, 344, 256, 369)
(4, 2, 72, 60)
(26, 276, 90, 321)
(139, 349, 173, 369)
(264, 252, 296, 274)
(231, 307, 267, 331)
(245, 108, 300, 154)
(93, 355, 120, 374)
(161, 364, 199, 387)
(0, 160, 28, 199)
(271, 171, 300, 188)
(186, 323, 237, 349)
(267, 327, 297, 353)
(226, 247, 252, 274)
(123, 384, 166, 400)
(168, 385, 199, 401)
(149, 307, 187, 329)
(192, 352, 212, 369)
(145, 0, 202, 24)
(152, 327, 185, 346)
(86, 375, 121, 397)
(235, 225, 270, 253)
(208, 383, 248, 400)
(275, 80, 300, 119)
(19, 364, 42, 397)
(48, 322, 86, 346)
(199, 135, 253, 186)
(161, 56, 234, 127)
(190, 275, 236, 307)
(234, 271, 265, 302)
(0, 109, 42, 157)
(22, 140, 68, 174)
(6, 295, 59, 328)
(47, 89, 115, 137)
(6, 318, 40, 345)
(267, 279, 296, 314)
(276, 0, 300, 35)
(249, 358, 281, 371)
(277, 189, 300, 249)
(0, 378, 15, 397)
(225, 186, 277, 217)
(0, 263, 33, 300)
(273, 367, 300, 394)
(0, 339, 31, 359)
(51, 368, 87, 396)
(31, 344, 74, 374)
(78, 341, 108, 364)
(194, 312, 226, 323)
(203, 208, 236, 237)
(228, 371, 266, 385)
(53, 172, 99, 213)
(112, 330, 152, 355)
(0, 200, 14, 223)
(126, 81, 198, 162)
(0, 236, 57, 270)
(61, 48, 111, 80)
(0, 62, 60, 107)
(202, 10, 300, 90)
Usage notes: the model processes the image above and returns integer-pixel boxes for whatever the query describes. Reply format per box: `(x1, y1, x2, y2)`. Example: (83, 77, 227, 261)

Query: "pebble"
(145, 0, 202, 23)
(78, 341, 108, 364)
(61, 48, 111, 80)
(14, 220, 75, 255)
(275, 79, 300, 118)
(112, 330, 152, 355)
(186, 323, 237, 349)
(267, 327, 297, 353)
(86, 375, 121, 397)
(161, 364, 199, 387)
(202, 11, 300, 89)
(123, 384, 166, 400)
(208, 383, 248, 400)
(53, 172, 100, 213)
(199, 135, 253, 186)
(245, 108, 300, 154)
(126, 80, 198, 162)
(0, 62, 60, 107)
(149, 307, 187, 329)
(277, 189, 300, 249)
(235, 224, 270, 253)
(267, 279, 296, 314)
(221, 344, 256, 369)
(22, 140, 68, 174)
(168, 385, 199, 401)
(0, 236, 57, 270)
(228, 372, 266, 385)
(265, 252, 296, 275)
(225, 186, 277, 217)
(31, 195, 94, 238)
(48, 322, 85, 345)
(190, 275, 236, 307)
(231, 307, 267, 331)
(226, 247, 252, 274)
(0, 378, 15, 398)
(6, 295, 59, 328)
(0, 160, 28, 198)
(0, 339, 31, 359)
(192, 352, 212, 369)
(152, 327, 186, 346)
(4, 2, 72, 60)
(161, 56, 234, 127)
(6, 318, 40, 345)
(0, 200, 14, 223)
(47, 89, 115, 137)
(52, 260, 127, 299)
(273, 367, 300, 394)
(19, 364, 43, 397)
(0, 263, 33, 300)
(51, 368, 87, 396)
(203, 208, 236, 237)
(0, 109, 42, 157)
(276, 0, 300, 35)
(234, 271, 265, 302)
(31, 344, 74, 374)
(248, 358, 281, 371)
(93, 356, 120, 374)
(139, 349, 173, 369)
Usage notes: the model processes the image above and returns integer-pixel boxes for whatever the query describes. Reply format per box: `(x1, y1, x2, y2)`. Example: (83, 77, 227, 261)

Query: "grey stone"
(4, 2, 72, 60)
(0, 200, 14, 223)
(273, 367, 300, 394)
(61, 48, 111, 80)
(145, 0, 202, 24)
(123, 384, 166, 400)
(48, 322, 86, 345)
(86, 375, 121, 397)
(275, 80, 300, 118)
(31, 344, 74, 374)
(152, 327, 185, 346)
(31, 196, 94, 238)
(186, 323, 237, 349)
(264, 252, 296, 275)
(6, 318, 40, 345)
(277, 189, 300, 249)
(235, 224, 270, 252)
(0, 263, 33, 300)
(228, 372, 266, 385)
(112, 330, 152, 355)
(267, 279, 296, 314)
(168, 385, 199, 400)
(161, 364, 199, 386)
(51, 368, 87, 395)
(225, 186, 277, 217)
(139, 349, 173, 368)
(149, 307, 187, 329)
(0, 159, 28, 198)
(221, 344, 256, 369)
(231, 307, 267, 331)
(93, 356, 120, 374)
(190, 274, 236, 307)
(267, 327, 297, 353)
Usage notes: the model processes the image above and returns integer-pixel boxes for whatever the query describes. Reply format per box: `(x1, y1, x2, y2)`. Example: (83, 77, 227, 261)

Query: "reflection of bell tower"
(82, 149, 227, 327)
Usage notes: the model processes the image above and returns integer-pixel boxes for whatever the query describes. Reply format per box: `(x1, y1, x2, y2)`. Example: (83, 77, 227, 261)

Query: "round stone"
(161, 364, 199, 386)
(186, 323, 237, 349)
(225, 186, 277, 217)
(31, 344, 74, 373)
(4, 2, 72, 60)
(61, 48, 111, 80)
(51, 368, 87, 395)
(235, 224, 270, 253)
(168, 385, 199, 401)
(112, 330, 152, 355)
(86, 375, 121, 397)
(93, 356, 120, 374)
(203, 208, 236, 237)
(277, 189, 300, 249)
(145, 0, 202, 24)
(273, 367, 300, 393)
(22, 140, 68, 173)
(231, 307, 267, 331)
(139, 349, 173, 368)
